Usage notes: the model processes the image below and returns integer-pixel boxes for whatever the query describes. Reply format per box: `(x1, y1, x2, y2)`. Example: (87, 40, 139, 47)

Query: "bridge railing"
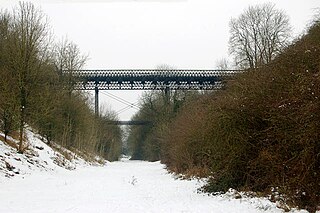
(63, 69, 242, 78)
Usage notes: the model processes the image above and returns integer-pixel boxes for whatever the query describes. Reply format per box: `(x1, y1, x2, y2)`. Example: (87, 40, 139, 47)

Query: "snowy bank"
(0, 128, 95, 178)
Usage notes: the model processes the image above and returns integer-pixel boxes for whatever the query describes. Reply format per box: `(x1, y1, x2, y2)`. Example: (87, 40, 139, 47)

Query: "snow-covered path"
(0, 160, 289, 213)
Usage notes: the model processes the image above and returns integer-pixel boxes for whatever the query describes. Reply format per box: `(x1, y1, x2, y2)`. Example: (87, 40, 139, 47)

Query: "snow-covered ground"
(0, 158, 309, 213)
(0, 130, 311, 213)
(0, 129, 89, 178)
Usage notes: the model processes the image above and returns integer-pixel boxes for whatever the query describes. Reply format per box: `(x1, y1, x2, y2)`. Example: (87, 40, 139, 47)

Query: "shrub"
(163, 21, 320, 211)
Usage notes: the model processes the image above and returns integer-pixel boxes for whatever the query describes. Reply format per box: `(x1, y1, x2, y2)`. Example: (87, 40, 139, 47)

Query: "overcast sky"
(1, 0, 319, 120)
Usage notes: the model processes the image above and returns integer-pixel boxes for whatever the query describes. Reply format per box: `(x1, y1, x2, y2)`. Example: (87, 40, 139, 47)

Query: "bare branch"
(229, 3, 291, 69)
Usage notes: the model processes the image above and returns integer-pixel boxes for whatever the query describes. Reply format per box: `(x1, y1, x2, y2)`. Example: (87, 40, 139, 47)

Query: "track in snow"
(0, 160, 287, 213)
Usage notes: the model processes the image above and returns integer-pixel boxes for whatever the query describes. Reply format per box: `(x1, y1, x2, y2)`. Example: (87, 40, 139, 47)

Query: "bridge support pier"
(95, 86, 99, 117)
(164, 87, 170, 105)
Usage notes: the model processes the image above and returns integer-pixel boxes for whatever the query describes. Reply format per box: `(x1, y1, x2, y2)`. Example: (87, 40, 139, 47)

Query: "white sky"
(1, 0, 319, 120)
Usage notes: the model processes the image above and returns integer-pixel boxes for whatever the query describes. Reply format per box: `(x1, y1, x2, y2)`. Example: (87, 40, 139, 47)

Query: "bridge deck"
(64, 69, 241, 90)
(106, 121, 152, 125)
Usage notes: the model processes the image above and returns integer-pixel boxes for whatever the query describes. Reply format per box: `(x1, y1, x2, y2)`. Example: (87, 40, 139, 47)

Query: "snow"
(0, 130, 312, 213)
(0, 129, 88, 178)
(0, 158, 309, 213)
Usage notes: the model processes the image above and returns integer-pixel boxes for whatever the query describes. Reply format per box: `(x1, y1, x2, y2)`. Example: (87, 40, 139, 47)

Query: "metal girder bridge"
(66, 69, 239, 90)
(106, 120, 152, 126)
(65, 69, 241, 119)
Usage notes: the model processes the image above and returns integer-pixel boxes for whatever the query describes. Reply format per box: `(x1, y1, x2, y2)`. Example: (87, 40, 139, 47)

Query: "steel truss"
(64, 69, 240, 90)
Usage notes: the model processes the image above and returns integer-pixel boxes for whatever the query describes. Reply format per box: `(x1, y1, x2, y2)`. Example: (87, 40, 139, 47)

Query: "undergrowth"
(162, 19, 320, 212)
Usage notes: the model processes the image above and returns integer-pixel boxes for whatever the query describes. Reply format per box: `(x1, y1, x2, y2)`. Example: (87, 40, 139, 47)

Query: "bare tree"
(52, 38, 90, 152)
(215, 58, 230, 70)
(54, 38, 88, 93)
(229, 3, 291, 69)
(0, 11, 18, 142)
(0, 70, 19, 142)
(7, 2, 51, 152)
(156, 64, 176, 71)
(309, 8, 320, 28)
(54, 38, 88, 71)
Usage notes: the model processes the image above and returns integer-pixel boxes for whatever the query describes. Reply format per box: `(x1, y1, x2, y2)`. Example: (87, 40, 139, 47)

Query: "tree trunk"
(18, 106, 24, 153)
(18, 87, 26, 153)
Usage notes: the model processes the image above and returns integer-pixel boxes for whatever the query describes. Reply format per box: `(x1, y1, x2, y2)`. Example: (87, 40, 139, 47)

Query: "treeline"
(0, 3, 122, 161)
(163, 21, 320, 211)
(127, 87, 198, 162)
(127, 4, 319, 212)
